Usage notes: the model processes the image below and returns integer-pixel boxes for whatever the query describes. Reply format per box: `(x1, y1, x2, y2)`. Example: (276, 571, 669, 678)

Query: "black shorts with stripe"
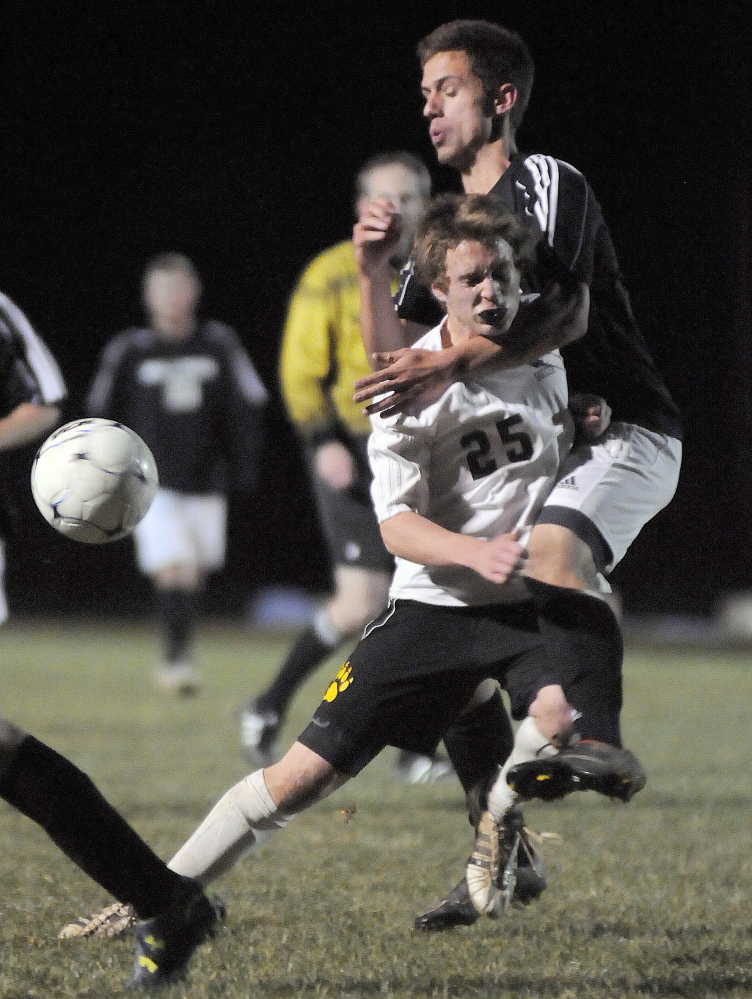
(298, 598, 557, 776)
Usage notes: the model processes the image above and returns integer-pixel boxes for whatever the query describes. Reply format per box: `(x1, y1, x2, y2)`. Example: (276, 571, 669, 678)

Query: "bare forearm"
(357, 269, 410, 365)
(450, 282, 591, 375)
(380, 511, 484, 568)
(0, 403, 60, 452)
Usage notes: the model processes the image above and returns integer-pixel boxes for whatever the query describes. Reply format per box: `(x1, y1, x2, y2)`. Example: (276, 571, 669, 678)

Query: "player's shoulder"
(197, 319, 241, 347)
(100, 326, 153, 361)
(297, 240, 357, 288)
(518, 153, 592, 197)
(410, 323, 444, 352)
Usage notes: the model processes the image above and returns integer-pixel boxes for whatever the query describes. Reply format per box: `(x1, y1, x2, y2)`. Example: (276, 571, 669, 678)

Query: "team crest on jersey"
(137, 356, 220, 412)
(324, 662, 353, 702)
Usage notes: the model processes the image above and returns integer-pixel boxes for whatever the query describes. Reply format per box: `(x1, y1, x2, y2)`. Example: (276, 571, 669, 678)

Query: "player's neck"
(153, 318, 196, 340)
(461, 136, 516, 195)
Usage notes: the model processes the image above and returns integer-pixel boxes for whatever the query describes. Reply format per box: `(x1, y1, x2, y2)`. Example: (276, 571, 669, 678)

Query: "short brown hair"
(414, 193, 537, 291)
(417, 20, 534, 133)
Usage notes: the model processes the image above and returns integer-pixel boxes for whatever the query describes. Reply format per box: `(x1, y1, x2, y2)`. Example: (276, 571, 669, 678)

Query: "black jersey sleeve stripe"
(0, 292, 66, 404)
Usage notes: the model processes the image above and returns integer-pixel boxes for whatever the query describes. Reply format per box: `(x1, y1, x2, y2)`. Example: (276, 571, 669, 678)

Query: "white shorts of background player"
(134, 489, 227, 576)
(541, 422, 682, 575)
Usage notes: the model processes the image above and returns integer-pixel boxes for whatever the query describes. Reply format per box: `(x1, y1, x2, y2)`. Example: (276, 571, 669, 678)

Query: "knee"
(328, 577, 389, 635)
(528, 685, 576, 745)
(525, 525, 597, 591)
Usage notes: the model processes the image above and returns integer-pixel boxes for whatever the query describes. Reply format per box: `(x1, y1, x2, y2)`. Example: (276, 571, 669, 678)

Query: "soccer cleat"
(394, 751, 454, 785)
(414, 877, 478, 931)
(239, 701, 281, 767)
(466, 808, 523, 915)
(59, 901, 135, 939)
(512, 825, 547, 907)
(415, 823, 548, 930)
(154, 662, 201, 697)
(126, 878, 222, 990)
(507, 742, 646, 803)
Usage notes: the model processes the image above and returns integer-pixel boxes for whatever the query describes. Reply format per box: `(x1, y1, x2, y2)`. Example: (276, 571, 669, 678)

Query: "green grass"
(2, 620, 751, 998)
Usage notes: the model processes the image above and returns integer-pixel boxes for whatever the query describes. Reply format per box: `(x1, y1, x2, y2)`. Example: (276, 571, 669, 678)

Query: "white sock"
(168, 770, 289, 884)
(486, 716, 559, 821)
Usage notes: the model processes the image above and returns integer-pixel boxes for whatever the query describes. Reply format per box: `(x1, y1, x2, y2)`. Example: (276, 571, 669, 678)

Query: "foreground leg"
(466, 703, 565, 915)
(0, 729, 195, 920)
(415, 682, 541, 932)
(129, 743, 345, 990)
(0, 723, 220, 991)
(168, 742, 345, 883)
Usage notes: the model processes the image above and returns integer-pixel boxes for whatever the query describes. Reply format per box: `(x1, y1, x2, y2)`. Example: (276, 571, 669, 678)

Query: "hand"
(470, 529, 528, 585)
(353, 197, 403, 277)
(353, 347, 455, 416)
(569, 393, 612, 440)
(314, 441, 355, 490)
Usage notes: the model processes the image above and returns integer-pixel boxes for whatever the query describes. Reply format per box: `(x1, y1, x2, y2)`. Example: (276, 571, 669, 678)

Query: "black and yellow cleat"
(507, 743, 646, 803)
(126, 877, 223, 990)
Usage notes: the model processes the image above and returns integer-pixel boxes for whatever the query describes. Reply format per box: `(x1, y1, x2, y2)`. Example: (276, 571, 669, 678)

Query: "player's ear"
(431, 282, 448, 307)
(494, 83, 517, 117)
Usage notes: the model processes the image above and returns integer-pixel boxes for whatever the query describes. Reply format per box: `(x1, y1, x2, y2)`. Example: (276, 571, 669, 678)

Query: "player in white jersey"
(124, 196, 643, 987)
(369, 325, 570, 609)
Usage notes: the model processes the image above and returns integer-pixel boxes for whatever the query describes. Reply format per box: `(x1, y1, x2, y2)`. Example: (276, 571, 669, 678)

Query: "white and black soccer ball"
(31, 418, 159, 544)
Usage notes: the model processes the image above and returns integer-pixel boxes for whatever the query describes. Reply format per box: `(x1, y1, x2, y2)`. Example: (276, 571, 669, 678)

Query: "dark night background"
(2, 3, 750, 621)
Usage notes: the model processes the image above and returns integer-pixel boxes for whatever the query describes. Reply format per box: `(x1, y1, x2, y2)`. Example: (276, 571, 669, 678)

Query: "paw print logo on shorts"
(324, 662, 353, 702)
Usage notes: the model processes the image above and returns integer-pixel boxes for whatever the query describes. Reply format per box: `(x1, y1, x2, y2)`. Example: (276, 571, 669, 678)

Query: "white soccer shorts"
(540, 422, 682, 574)
(133, 489, 228, 576)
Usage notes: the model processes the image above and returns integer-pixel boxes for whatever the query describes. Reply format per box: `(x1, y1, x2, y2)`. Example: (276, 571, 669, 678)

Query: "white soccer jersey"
(369, 324, 571, 607)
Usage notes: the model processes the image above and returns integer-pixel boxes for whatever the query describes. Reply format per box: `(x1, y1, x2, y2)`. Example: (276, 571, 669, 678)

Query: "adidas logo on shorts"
(557, 475, 578, 489)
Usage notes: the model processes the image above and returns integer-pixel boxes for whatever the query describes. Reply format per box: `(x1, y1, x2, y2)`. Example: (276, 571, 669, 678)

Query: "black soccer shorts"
(298, 598, 557, 776)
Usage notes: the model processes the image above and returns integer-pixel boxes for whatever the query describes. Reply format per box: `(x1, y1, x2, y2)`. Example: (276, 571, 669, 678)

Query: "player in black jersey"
(0, 292, 66, 622)
(87, 254, 268, 695)
(353, 20, 681, 930)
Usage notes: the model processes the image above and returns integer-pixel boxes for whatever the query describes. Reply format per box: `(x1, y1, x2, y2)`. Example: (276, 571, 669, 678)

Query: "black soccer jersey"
(397, 153, 682, 440)
(0, 293, 66, 417)
(1, 292, 67, 538)
(86, 321, 268, 494)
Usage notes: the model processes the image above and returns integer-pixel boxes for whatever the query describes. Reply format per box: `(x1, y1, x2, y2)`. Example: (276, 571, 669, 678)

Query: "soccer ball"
(31, 418, 159, 544)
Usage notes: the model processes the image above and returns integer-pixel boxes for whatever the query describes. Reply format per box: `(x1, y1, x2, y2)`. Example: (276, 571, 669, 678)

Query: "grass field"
(1, 619, 751, 998)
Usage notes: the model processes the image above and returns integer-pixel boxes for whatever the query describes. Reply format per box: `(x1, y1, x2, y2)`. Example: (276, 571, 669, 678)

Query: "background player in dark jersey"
(0, 291, 218, 989)
(87, 254, 268, 695)
(353, 19, 681, 929)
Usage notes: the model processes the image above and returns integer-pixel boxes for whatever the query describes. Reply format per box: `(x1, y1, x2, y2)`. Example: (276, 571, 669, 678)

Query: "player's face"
(144, 270, 200, 337)
(421, 51, 493, 170)
(357, 163, 428, 265)
(432, 238, 521, 343)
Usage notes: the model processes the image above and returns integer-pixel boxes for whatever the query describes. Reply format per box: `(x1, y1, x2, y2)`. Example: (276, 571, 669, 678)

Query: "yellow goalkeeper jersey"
(279, 240, 399, 439)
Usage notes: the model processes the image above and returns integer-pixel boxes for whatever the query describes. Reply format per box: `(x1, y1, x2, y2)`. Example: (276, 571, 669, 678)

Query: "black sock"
(0, 735, 185, 918)
(525, 578, 623, 746)
(257, 625, 340, 716)
(443, 689, 515, 818)
(156, 588, 199, 663)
